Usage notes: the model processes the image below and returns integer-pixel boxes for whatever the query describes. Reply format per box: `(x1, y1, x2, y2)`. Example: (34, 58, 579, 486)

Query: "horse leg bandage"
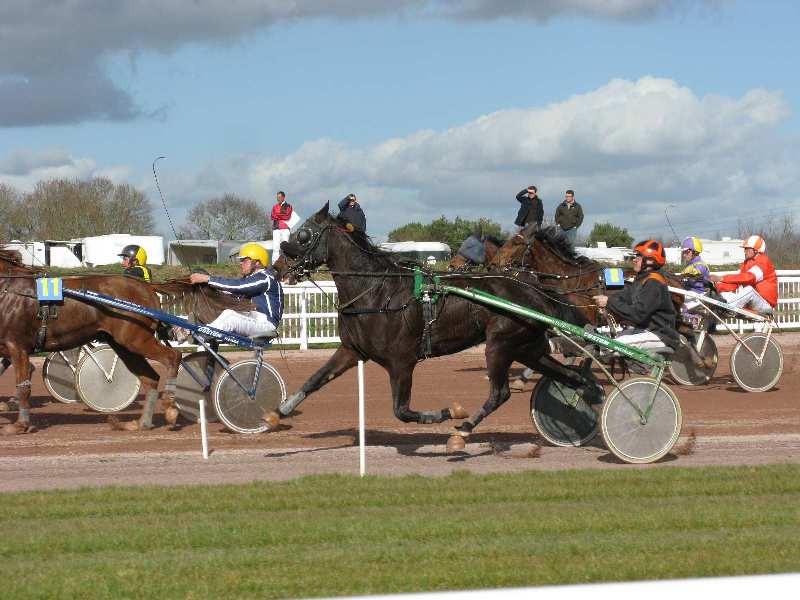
(163, 378, 177, 393)
(19, 408, 30, 421)
(140, 389, 158, 428)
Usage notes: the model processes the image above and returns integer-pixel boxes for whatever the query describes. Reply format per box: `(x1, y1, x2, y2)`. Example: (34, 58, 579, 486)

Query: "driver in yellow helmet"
(189, 242, 283, 339)
(118, 244, 151, 282)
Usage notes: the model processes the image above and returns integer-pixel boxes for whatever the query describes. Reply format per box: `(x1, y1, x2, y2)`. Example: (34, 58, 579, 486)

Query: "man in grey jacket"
(554, 189, 584, 246)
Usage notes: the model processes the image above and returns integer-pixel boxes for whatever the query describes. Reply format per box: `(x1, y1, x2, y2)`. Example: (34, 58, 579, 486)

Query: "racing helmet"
(681, 236, 703, 254)
(237, 242, 269, 266)
(742, 235, 767, 253)
(118, 244, 147, 265)
(633, 239, 666, 267)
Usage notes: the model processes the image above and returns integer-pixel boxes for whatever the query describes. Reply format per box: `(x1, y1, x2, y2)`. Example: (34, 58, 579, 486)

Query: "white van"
(378, 241, 452, 263)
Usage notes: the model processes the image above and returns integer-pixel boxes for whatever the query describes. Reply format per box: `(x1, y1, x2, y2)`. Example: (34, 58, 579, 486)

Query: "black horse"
(271, 203, 601, 447)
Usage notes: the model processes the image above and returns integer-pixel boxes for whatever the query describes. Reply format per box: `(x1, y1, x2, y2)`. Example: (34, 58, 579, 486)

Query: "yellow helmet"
(119, 244, 148, 265)
(237, 242, 269, 266)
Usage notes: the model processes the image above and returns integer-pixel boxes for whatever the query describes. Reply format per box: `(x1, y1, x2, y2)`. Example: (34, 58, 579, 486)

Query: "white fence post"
(300, 287, 309, 351)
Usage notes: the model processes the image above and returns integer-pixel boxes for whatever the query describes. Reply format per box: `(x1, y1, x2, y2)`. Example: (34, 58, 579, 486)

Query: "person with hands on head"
(709, 235, 777, 314)
(514, 185, 543, 232)
(337, 193, 366, 233)
(188, 242, 283, 340)
(593, 240, 680, 352)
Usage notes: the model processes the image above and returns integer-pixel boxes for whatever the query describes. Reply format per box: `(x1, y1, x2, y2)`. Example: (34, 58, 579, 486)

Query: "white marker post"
(198, 398, 209, 460)
(358, 360, 366, 477)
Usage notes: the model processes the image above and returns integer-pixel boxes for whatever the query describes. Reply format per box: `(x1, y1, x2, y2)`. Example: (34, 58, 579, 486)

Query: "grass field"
(1, 465, 798, 599)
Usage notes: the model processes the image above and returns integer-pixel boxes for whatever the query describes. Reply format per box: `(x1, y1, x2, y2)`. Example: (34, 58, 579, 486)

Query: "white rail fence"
(277, 272, 800, 348)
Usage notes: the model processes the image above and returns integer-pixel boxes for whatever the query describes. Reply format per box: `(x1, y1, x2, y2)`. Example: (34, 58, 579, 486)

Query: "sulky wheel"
(668, 334, 718, 386)
(42, 347, 83, 403)
(601, 377, 682, 464)
(75, 344, 141, 413)
(174, 352, 223, 423)
(530, 377, 600, 447)
(213, 359, 286, 434)
(729, 333, 783, 392)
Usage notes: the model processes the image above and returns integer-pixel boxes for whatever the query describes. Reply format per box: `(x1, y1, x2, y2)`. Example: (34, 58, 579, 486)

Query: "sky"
(1, 0, 799, 244)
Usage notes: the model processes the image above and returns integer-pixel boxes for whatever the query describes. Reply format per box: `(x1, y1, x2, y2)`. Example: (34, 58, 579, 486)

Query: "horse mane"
(533, 227, 594, 267)
(152, 278, 256, 323)
(332, 215, 422, 268)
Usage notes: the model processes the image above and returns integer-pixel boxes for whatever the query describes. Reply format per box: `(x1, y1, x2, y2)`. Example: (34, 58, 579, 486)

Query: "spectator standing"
(337, 193, 366, 233)
(514, 185, 543, 231)
(554, 189, 584, 246)
(270, 191, 293, 262)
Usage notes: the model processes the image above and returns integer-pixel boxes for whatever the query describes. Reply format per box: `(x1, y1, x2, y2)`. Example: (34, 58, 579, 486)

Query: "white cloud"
(159, 77, 793, 240)
(4, 77, 792, 242)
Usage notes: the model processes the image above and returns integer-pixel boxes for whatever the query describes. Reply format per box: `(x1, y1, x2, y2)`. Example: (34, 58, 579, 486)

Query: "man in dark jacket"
(593, 240, 680, 351)
(337, 193, 366, 232)
(554, 189, 584, 246)
(514, 186, 543, 231)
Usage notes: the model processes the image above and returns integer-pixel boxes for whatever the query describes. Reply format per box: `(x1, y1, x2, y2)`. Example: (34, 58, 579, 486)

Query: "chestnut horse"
(0, 248, 181, 434)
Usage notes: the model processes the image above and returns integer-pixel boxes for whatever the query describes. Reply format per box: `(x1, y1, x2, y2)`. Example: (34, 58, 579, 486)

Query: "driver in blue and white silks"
(189, 243, 283, 339)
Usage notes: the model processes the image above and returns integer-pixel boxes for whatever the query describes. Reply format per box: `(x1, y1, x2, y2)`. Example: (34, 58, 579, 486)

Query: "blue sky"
(2, 1, 799, 243)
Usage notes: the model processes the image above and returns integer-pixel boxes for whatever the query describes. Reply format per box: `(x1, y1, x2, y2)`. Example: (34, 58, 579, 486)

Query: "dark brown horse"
(0, 248, 181, 434)
(269, 204, 600, 448)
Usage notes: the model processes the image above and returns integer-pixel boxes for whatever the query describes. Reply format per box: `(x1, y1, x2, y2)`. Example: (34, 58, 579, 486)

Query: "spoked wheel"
(530, 377, 600, 447)
(213, 359, 286, 433)
(42, 348, 83, 403)
(174, 352, 223, 422)
(601, 377, 682, 464)
(668, 335, 718, 386)
(75, 345, 141, 413)
(729, 333, 783, 392)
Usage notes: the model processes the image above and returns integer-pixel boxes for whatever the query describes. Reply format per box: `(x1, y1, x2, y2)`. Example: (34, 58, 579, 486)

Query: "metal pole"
(358, 360, 365, 477)
(199, 399, 209, 460)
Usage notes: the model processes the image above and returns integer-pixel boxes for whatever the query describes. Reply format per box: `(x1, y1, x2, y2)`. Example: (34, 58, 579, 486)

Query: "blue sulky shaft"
(62, 288, 259, 349)
(440, 285, 662, 368)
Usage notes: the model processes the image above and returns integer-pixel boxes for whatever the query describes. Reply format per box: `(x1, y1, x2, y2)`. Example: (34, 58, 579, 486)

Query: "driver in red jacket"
(710, 235, 777, 314)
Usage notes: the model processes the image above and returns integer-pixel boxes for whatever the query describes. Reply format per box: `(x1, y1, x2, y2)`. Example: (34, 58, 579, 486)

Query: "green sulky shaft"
(441, 285, 661, 368)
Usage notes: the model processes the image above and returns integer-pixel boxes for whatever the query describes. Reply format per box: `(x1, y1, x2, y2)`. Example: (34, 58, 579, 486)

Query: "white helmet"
(742, 235, 767, 253)
(426, 255, 436, 265)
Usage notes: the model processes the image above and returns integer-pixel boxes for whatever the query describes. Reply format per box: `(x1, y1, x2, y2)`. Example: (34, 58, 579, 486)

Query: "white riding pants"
(272, 229, 291, 261)
(207, 309, 277, 339)
(614, 329, 666, 350)
(721, 286, 773, 313)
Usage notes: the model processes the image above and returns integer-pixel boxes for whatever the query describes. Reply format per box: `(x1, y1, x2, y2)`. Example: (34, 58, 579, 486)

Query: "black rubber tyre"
(213, 359, 286, 433)
(174, 352, 223, 422)
(530, 377, 600, 447)
(42, 348, 82, 403)
(75, 345, 141, 413)
(668, 335, 718, 386)
(601, 377, 682, 464)
(729, 333, 783, 392)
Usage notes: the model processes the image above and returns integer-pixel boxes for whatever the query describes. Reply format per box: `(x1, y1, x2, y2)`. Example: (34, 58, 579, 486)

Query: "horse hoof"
(446, 433, 467, 453)
(164, 406, 179, 427)
(2, 422, 34, 435)
(449, 402, 468, 419)
(263, 411, 280, 431)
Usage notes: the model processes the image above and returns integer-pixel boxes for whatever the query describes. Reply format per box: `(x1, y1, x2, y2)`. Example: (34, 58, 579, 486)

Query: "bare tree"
(12, 177, 155, 240)
(0, 183, 21, 240)
(180, 194, 270, 240)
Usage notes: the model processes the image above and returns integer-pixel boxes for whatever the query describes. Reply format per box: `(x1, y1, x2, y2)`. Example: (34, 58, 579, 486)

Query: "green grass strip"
(1, 465, 799, 599)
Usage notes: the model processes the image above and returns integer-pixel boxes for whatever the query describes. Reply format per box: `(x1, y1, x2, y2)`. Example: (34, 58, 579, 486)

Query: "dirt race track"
(1, 335, 799, 492)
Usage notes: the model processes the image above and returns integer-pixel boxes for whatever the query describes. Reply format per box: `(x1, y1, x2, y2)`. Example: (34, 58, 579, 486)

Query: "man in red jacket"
(270, 190, 293, 261)
(710, 235, 777, 313)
